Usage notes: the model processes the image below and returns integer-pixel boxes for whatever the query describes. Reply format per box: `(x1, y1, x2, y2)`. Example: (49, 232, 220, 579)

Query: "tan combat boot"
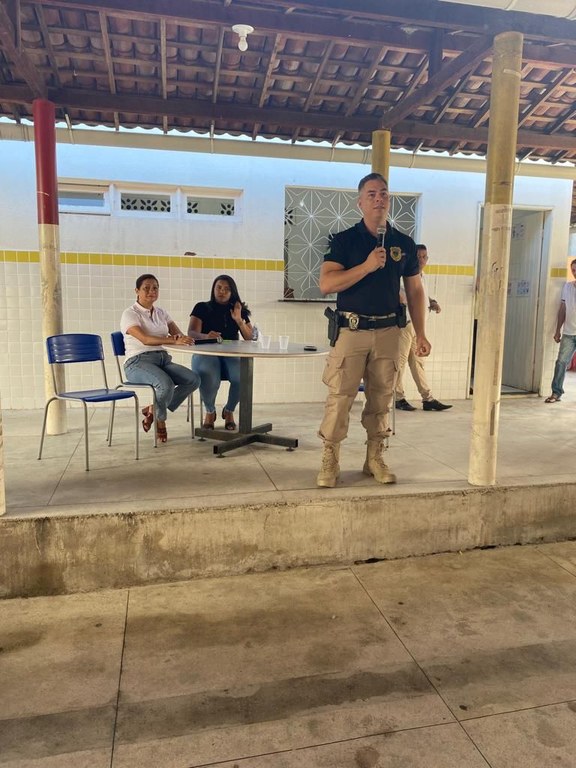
(317, 442, 340, 488)
(363, 439, 396, 484)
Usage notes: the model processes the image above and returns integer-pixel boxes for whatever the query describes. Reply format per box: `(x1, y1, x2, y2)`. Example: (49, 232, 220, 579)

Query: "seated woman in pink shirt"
(120, 273, 200, 443)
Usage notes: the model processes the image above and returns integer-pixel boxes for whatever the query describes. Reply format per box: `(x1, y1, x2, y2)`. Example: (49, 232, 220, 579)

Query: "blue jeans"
(192, 355, 240, 414)
(124, 350, 200, 421)
(550, 334, 576, 397)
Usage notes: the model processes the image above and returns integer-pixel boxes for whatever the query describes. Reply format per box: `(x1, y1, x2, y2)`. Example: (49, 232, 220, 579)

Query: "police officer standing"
(317, 173, 431, 488)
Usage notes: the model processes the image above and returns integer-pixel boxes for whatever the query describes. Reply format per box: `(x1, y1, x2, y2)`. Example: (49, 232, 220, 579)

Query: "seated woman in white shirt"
(120, 273, 200, 443)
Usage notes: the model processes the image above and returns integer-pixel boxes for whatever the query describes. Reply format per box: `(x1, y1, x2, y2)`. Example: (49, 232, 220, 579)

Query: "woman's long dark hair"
(209, 274, 251, 318)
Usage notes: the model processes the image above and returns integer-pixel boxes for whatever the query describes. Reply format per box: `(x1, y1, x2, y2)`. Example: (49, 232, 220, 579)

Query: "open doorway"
(472, 207, 550, 395)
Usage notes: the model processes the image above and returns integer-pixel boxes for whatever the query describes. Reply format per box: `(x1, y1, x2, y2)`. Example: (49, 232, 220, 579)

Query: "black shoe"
(423, 399, 453, 411)
(396, 398, 417, 411)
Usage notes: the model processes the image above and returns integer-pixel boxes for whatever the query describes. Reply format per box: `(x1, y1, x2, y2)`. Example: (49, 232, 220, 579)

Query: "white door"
(501, 209, 545, 392)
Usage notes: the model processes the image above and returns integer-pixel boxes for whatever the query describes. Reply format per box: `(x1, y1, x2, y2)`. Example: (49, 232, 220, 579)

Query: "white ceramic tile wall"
(0, 137, 573, 409)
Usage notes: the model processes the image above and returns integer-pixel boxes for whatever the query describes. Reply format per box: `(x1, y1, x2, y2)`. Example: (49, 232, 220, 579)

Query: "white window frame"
(57, 179, 243, 221)
(58, 183, 110, 215)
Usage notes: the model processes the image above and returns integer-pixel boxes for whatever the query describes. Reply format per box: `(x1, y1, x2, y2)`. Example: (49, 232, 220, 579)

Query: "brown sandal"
(222, 408, 236, 431)
(141, 406, 154, 433)
(545, 394, 561, 403)
(203, 411, 216, 430)
(157, 422, 168, 443)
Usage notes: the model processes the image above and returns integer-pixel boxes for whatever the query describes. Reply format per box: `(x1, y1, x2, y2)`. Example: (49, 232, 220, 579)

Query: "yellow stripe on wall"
(0, 250, 285, 271)
(550, 267, 570, 279)
(425, 264, 475, 276)
(4, 251, 565, 278)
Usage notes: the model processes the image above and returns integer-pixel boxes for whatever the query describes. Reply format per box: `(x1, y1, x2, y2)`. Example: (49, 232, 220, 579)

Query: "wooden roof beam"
(98, 10, 119, 129)
(258, 33, 281, 108)
(245, 0, 576, 44)
(1, 81, 575, 153)
(291, 40, 334, 142)
(344, 45, 388, 117)
(35, 5, 62, 88)
(211, 26, 225, 105)
(0, 0, 46, 98)
(547, 104, 576, 135)
(380, 35, 493, 129)
(429, 30, 444, 79)
(518, 70, 574, 129)
(30, 0, 576, 48)
(20, 15, 576, 68)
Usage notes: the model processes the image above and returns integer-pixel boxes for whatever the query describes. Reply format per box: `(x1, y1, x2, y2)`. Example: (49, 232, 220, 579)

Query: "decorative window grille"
(120, 193, 171, 212)
(186, 197, 236, 216)
(284, 187, 418, 300)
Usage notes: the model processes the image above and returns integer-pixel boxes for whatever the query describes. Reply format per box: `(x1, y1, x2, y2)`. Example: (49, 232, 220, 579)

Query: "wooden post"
(33, 98, 66, 434)
(372, 129, 391, 180)
(469, 32, 524, 486)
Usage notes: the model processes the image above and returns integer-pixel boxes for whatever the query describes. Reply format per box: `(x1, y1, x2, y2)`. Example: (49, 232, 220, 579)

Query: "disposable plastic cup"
(278, 335, 289, 350)
(260, 335, 271, 349)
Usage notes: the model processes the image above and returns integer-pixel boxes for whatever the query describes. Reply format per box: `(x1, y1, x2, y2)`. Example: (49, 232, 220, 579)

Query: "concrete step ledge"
(2, 481, 576, 598)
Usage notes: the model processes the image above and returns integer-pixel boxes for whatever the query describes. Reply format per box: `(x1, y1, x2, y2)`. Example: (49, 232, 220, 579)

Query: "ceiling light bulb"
(232, 23, 254, 52)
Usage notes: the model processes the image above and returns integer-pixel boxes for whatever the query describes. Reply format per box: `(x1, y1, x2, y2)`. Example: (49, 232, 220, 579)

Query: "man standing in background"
(395, 244, 453, 412)
(545, 258, 576, 403)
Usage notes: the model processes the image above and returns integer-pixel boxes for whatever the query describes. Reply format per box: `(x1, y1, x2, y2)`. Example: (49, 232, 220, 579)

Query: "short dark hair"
(416, 244, 427, 252)
(358, 172, 388, 192)
(571, 258, 576, 268)
(136, 273, 158, 289)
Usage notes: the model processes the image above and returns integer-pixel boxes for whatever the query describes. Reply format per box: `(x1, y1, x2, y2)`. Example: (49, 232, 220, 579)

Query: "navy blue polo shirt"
(325, 220, 419, 316)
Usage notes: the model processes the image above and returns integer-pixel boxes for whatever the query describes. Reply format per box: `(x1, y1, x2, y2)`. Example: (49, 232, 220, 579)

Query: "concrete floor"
(3, 542, 576, 767)
(2, 381, 576, 765)
(2, 370, 576, 518)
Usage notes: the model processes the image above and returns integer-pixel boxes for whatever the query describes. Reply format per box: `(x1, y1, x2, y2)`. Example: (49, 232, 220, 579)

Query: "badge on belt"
(348, 312, 360, 330)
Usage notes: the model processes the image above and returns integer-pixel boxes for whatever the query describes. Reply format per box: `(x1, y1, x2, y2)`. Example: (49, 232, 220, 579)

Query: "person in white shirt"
(545, 258, 576, 403)
(120, 274, 200, 442)
(395, 244, 452, 412)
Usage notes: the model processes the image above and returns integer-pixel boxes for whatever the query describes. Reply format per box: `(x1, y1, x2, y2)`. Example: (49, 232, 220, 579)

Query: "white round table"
(165, 340, 327, 455)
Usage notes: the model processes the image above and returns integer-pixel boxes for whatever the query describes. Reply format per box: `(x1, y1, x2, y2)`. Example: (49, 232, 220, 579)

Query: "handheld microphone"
(376, 226, 386, 268)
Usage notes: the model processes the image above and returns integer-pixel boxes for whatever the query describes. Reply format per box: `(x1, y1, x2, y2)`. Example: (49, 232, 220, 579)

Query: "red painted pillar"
(33, 99, 59, 226)
(33, 99, 66, 433)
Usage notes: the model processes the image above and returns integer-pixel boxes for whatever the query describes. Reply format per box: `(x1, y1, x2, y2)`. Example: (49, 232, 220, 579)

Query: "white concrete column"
(469, 31, 524, 486)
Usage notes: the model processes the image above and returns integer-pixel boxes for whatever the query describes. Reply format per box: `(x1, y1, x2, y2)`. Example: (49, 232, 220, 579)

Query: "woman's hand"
(231, 301, 244, 325)
(172, 334, 194, 345)
(206, 330, 222, 339)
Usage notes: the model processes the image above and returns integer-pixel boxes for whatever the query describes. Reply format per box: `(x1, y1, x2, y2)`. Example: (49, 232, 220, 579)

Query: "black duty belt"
(338, 311, 397, 330)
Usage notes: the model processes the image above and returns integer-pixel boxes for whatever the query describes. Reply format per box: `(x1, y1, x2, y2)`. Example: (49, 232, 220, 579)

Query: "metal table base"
(194, 357, 299, 455)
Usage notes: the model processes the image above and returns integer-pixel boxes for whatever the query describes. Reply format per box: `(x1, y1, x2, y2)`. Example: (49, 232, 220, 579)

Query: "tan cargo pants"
(319, 326, 400, 444)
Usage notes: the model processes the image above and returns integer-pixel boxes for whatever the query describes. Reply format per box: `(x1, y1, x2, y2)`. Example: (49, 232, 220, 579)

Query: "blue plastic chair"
(110, 331, 195, 447)
(38, 334, 139, 471)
